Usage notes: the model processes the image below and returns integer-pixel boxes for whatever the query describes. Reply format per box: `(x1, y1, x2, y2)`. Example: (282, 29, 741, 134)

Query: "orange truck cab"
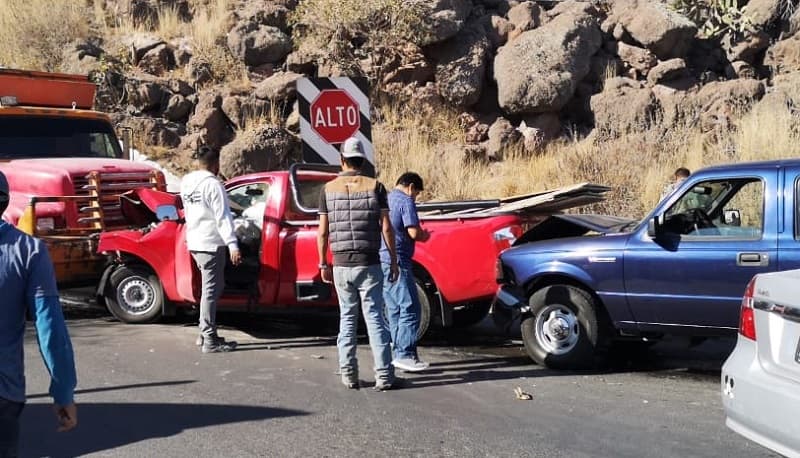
(0, 68, 166, 285)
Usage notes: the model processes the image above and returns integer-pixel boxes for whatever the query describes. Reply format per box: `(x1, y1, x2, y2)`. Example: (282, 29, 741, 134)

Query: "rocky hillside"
(2, 0, 800, 209)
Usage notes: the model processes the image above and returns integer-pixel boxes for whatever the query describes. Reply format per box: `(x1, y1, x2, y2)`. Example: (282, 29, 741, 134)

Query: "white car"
(722, 270, 800, 458)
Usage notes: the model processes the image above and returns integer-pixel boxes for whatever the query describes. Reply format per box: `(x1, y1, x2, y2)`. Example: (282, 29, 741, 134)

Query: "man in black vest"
(317, 137, 399, 390)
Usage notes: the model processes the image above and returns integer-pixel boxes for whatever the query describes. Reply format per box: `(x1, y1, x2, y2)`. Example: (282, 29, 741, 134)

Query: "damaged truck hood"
(515, 214, 637, 245)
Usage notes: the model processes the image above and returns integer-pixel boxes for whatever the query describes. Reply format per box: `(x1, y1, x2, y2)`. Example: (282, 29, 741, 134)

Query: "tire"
(105, 265, 164, 324)
(521, 284, 608, 370)
(415, 278, 431, 341)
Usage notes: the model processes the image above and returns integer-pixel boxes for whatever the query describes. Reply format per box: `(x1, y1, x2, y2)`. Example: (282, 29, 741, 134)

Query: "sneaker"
(196, 335, 230, 347)
(392, 357, 429, 372)
(373, 379, 395, 391)
(201, 338, 238, 353)
(341, 373, 359, 390)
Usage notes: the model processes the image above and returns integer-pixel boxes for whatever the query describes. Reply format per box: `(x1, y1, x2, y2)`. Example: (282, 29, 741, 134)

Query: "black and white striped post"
(297, 77, 374, 176)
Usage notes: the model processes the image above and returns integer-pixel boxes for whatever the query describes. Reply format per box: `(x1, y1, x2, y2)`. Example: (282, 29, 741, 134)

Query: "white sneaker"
(392, 357, 429, 372)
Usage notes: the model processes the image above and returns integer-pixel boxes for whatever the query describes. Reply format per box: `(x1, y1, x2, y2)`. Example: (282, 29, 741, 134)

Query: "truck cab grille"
(72, 171, 162, 228)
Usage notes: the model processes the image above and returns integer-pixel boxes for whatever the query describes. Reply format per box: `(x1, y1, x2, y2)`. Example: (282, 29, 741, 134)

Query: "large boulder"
(647, 58, 688, 86)
(254, 71, 303, 103)
(124, 78, 168, 113)
(163, 94, 194, 122)
(616, 42, 657, 77)
(415, 0, 473, 46)
(746, 0, 783, 29)
(117, 32, 166, 64)
(764, 35, 800, 74)
(507, 2, 542, 31)
(590, 77, 660, 136)
(236, 1, 291, 32)
(187, 89, 236, 151)
(219, 125, 297, 178)
(720, 31, 770, 64)
(429, 24, 492, 107)
(227, 23, 292, 67)
(486, 117, 521, 159)
(123, 116, 185, 148)
(137, 43, 176, 76)
(691, 79, 766, 133)
(609, 0, 697, 59)
(494, 4, 602, 114)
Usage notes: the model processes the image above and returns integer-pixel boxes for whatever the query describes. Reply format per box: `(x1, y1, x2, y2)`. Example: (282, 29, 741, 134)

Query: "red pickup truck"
(96, 164, 608, 336)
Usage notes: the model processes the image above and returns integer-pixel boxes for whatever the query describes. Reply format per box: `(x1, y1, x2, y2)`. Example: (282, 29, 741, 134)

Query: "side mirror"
(117, 125, 133, 160)
(156, 204, 179, 222)
(724, 209, 741, 226)
(647, 214, 663, 238)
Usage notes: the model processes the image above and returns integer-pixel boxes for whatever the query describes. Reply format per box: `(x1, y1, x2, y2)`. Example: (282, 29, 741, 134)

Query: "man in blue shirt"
(380, 172, 431, 372)
(0, 170, 78, 456)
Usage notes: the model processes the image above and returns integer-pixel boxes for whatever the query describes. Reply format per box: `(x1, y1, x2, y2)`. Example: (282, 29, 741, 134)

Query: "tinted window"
(663, 177, 763, 238)
(0, 116, 123, 159)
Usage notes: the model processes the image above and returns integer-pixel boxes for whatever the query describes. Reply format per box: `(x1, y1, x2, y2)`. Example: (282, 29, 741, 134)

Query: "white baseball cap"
(341, 137, 367, 159)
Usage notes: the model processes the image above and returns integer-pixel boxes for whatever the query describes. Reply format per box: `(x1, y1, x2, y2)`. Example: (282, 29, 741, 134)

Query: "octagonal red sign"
(309, 89, 361, 144)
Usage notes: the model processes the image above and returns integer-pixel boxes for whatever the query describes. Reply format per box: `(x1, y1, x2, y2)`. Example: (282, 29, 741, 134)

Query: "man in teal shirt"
(0, 170, 77, 456)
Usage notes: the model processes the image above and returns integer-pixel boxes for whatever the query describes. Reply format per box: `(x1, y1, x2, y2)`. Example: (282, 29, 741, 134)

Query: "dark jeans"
(0, 398, 23, 458)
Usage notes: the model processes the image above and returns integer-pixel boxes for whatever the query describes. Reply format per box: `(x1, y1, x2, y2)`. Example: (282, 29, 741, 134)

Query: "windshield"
(0, 116, 123, 159)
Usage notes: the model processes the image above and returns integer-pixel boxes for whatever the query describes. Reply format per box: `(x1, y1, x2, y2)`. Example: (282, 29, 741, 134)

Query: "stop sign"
(309, 89, 361, 144)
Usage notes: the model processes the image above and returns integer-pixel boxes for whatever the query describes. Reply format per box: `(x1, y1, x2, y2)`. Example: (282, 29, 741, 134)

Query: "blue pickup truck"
(494, 159, 800, 369)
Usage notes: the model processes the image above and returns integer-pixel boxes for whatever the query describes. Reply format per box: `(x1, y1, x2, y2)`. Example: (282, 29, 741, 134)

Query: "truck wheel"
(105, 265, 164, 324)
(415, 278, 431, 341)
(521, 284, 608, 370)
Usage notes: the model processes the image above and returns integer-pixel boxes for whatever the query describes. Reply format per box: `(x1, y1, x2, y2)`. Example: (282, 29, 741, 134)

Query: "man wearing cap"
(317, 137, 400, 391)
(0, 170, 78, 456)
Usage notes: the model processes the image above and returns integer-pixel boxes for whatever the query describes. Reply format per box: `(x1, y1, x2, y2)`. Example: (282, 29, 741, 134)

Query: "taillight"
(494, 225, 523, 252)
(739, 277, 756, 340)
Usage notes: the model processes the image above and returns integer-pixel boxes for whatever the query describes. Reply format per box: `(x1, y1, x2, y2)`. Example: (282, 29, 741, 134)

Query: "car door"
(623, 170, 778, 330)
(776, 167, 800, 271)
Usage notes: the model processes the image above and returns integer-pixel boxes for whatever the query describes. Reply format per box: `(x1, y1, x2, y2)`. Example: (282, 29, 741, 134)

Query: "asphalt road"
(19, 302, 777, 458)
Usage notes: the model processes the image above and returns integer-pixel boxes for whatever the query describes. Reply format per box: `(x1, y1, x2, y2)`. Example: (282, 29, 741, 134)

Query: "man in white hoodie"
(180, 145, 242, 353)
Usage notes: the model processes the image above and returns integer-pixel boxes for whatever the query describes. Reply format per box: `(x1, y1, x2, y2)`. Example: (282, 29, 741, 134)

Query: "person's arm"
(26, 241, 77, 431)
(210, 180, 241, 264)
(317, 187, 332, 283)
(401, 200, 429, 242)
(381, 210, 399, 282)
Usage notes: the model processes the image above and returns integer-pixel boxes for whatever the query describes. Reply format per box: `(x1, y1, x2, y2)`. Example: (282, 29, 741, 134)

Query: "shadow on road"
(19, 402, 308, 457)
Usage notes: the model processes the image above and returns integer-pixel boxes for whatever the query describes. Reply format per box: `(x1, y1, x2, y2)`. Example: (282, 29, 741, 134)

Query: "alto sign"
(297, 77, 373, 173)
(309, 89, 361, 144)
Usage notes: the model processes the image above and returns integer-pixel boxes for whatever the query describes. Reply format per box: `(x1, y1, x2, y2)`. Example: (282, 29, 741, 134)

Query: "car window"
(662, 177, 763, 238)
(227, 182, 269, 217)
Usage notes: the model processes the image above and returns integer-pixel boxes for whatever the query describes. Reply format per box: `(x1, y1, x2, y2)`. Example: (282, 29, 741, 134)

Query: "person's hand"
(388, 261, 399, 283)
(230, 249, 242, 266)
(54, 403, 77, 432)
(320, 266, 333, 284)
(419, 228, 431, 242)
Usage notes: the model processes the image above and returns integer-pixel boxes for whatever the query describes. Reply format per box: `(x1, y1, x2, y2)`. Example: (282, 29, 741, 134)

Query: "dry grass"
(375, 97, 800, 218)
(0, 0, 89, 71)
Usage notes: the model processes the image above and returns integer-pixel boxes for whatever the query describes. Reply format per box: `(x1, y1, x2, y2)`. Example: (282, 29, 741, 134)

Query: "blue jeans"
(382, 264, 421, 360)
(332, 265, 394, 383)
(0, 398, 23, 458)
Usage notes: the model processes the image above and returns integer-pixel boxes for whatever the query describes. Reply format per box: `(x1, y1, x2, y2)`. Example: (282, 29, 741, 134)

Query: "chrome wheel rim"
(534, 304, 580, 355)
(117, 276, 156, 315)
